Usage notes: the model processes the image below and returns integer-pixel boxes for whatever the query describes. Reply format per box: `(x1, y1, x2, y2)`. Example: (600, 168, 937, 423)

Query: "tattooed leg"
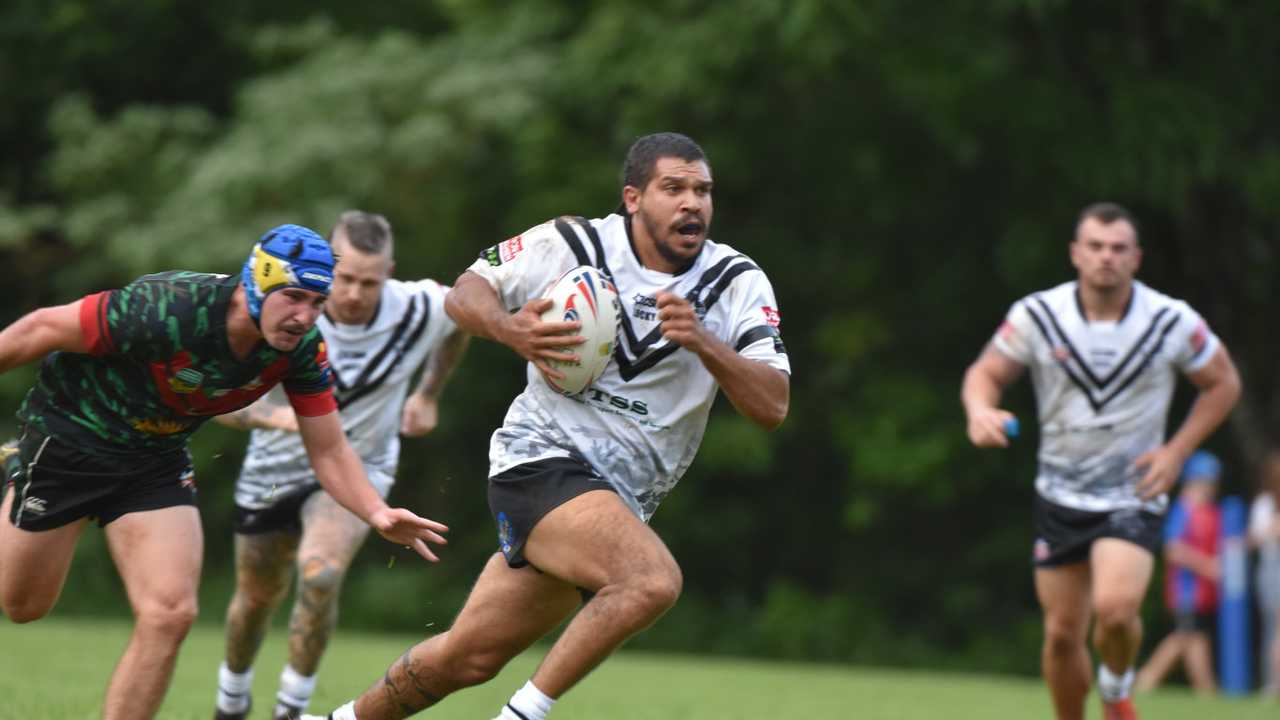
(353, 554, 581, 719)
(225, 531, 299, 671)
(286, 489, 372, 675)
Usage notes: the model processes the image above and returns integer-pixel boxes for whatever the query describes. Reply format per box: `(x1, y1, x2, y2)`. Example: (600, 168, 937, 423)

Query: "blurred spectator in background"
(1136, 450, 1223, 695)
(1249, 450, 1280, 698)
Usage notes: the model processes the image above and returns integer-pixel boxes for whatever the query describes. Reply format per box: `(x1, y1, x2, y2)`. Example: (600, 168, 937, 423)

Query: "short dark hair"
(621, 132, 708, 191)
(330, 210, 393, 255)
(1077, 202, 1140, 242)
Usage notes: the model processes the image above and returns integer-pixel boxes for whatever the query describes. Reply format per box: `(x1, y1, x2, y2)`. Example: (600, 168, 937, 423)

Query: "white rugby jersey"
(992, 280, 1220, 513)
(234, 278, 456, 509)
(468, 213, 790, 521)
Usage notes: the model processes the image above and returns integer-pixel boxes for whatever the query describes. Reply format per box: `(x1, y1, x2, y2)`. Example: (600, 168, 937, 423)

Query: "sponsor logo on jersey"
(499, 236, 524, 263)
(632, 294, 657, 321)
(762, 306, 781, 328)
(169, 368, 204, 394)
(583, 387, 649, 416)
(23, 496, 47, 515)
(1190, 321, 1208, 354)
(483, 246, 502, 266)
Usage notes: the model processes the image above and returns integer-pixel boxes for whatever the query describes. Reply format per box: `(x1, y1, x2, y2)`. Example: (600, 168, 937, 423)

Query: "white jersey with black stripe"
(467, 213, 791, 521)
(992, 280, 1220, 513)
(234, 278, 456, 510)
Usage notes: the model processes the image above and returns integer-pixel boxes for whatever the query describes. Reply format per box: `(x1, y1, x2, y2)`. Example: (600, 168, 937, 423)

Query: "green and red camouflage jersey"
(17, 271, 336, 456)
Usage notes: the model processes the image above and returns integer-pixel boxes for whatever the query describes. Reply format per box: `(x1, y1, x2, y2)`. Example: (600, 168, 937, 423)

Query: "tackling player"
(961, 203, 1241, 720)
(0, 225, 448, 720)
(211, 212, 468, 720)
(305, 132, 790, 720)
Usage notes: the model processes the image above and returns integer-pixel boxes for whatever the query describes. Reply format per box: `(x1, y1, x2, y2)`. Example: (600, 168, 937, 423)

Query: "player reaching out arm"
(0, 224, 447, 720)
(211, 212, 466, 720)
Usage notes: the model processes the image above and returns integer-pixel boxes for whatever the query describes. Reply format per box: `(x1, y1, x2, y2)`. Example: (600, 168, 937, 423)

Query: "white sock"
(495, 680, 556, 720)
(1097, 664, 1134, 702)
(276, 663, 318, 714)
(216, 662, 254, 713)
(331, 701, 358, 720)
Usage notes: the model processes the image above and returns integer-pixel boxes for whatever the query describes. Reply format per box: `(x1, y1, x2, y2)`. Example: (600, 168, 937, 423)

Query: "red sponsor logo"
(1190, 321, 1208, 354)
(499, 236, 524, 263)
(761, 306, 781, 328)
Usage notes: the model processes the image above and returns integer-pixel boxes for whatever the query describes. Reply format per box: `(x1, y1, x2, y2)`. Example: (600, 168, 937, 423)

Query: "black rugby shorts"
(1031, 492, 1162, 568)
(488, 456, 616, 568)
(6, 426, 197, 531)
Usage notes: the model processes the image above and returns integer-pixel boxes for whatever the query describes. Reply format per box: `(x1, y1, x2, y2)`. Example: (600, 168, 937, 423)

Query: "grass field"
(0, 617, 1273, 719)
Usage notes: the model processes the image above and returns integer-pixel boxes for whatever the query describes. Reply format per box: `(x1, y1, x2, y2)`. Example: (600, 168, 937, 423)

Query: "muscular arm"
(1135, 346, 1242, 499)
(0, 301, 89, 373)
(443, 271, 583, 379)
(960, 343, 1026, 448)
(655, 292, 788, 431)
(297, 411, 448, 560)
(213, 395, 299, 432)
(400, 329, 470, 436)
(415, 328, 469, 400)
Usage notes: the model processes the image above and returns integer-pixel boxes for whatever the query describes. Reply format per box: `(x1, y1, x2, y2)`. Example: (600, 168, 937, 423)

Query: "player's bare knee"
(451, 648, 510, 687)
(136, 596, 199, 638)
(1042, 619, 1086, 655)
(1093, 596, 1139, 633)
(298, 556, 344, 599)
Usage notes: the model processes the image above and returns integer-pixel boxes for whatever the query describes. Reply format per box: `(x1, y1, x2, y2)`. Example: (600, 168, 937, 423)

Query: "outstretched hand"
(499, 297, 586, 381)
(1134, 446, 1186, 500)
(369, 507, 449, 562)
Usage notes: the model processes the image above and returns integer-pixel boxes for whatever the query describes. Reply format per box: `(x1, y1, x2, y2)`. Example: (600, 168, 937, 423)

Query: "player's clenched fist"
(656, 291, 709, 352)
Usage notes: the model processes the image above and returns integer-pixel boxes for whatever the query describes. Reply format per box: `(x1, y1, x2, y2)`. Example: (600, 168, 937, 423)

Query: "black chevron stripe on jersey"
(1023, 299, 1180, 412)
(1033, 297, 1172, 389)
(335, 291, 433, 410)
(551, 215, 763, 380)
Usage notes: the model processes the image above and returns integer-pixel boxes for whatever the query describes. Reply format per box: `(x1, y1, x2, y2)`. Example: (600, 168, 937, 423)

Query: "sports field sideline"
(0, 617, 1268, 719)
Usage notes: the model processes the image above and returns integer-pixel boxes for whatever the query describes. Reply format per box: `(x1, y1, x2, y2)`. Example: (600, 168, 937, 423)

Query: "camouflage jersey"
(17, 271, 336, 458)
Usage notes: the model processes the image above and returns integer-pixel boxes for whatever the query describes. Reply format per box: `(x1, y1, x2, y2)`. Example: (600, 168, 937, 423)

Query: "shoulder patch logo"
(761, 306, 781, 328)
(499, 235, 524, 263)
(1190, 321, 1208, 354)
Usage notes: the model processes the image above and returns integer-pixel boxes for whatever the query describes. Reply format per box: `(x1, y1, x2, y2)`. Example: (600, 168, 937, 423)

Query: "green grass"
(0, 617, 1272, 719)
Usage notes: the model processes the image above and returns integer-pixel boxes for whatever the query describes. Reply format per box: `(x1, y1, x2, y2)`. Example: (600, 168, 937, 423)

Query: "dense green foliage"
(1, 618, 1270, 719)
(1, 0, 1277, 673)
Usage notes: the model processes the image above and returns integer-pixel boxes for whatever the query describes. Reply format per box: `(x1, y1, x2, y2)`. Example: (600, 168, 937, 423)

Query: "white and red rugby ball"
(539, 265, 620, 395)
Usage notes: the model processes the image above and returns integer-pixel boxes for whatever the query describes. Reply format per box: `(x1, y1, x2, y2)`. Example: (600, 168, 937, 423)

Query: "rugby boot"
(1102, 697, 1139, 720)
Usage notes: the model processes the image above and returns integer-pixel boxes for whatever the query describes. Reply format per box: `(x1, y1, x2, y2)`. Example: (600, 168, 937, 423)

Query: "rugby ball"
(539, 265, 620, 395)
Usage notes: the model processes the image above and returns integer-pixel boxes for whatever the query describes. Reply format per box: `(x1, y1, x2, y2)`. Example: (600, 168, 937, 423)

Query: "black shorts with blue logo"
(1031, 492, 1163, 568)
(487, 456, 616, 568)
(4, 426, 197, 531)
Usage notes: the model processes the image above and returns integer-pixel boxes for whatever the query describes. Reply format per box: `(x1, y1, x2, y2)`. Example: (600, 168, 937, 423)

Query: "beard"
(638, 208, 705, 271)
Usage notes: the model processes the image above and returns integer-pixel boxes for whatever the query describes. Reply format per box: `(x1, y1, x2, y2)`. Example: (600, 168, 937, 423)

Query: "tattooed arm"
(214, 395, 300, 432)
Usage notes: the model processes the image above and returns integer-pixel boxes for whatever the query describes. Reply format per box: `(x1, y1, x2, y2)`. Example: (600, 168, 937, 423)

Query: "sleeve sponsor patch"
(479, 235, 525, 266)
(1190, 321, 1208, 355)
(761, 306, 781, 328)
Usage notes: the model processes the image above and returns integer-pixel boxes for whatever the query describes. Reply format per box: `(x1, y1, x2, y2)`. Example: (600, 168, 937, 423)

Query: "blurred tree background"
(1, 0, 1277, 675)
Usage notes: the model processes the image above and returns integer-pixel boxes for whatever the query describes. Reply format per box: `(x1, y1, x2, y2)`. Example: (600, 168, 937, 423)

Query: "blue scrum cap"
(241, 224, 335, 323)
